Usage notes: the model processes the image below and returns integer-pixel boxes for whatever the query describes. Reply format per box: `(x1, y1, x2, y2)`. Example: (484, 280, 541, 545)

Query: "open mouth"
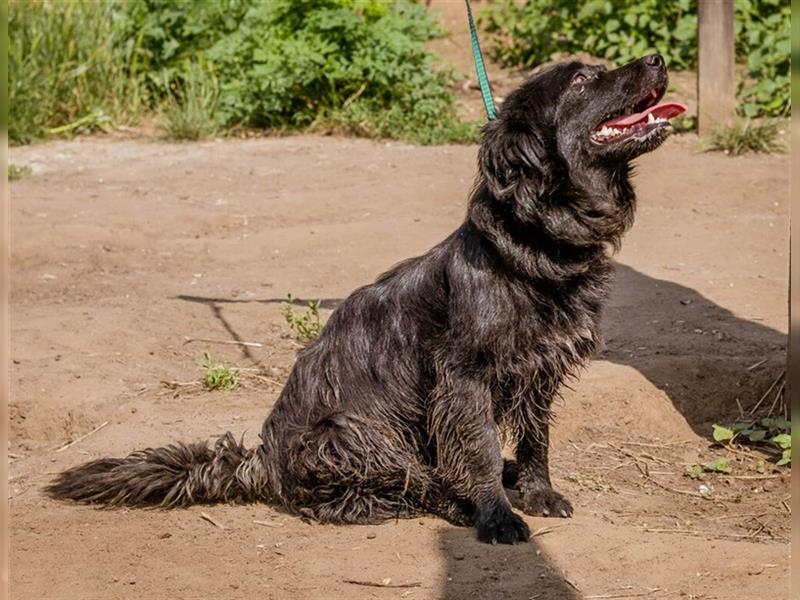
(590, 85, 686, 144)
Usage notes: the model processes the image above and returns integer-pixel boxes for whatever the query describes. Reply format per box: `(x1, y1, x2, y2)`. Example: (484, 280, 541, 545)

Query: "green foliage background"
(9, 0, 477, 145)
(481, 0, 790, 118)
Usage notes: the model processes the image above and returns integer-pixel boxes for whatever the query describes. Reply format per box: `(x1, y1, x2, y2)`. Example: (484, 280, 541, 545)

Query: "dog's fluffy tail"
(46, 432, 269, 507)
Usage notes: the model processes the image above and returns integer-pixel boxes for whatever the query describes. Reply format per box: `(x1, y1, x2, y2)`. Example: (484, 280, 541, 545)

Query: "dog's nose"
(644, 54, 664, 69)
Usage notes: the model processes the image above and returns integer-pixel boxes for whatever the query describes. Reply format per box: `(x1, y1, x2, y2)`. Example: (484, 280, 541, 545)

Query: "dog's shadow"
(437, 527, 581, 599)
(601, 263, 786, 434)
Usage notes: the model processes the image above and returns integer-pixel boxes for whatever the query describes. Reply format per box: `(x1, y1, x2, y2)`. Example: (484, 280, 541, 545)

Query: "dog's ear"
(478, 117, 552, 204)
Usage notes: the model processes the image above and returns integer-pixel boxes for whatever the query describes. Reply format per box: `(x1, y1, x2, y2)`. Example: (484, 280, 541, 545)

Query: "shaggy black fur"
(48, 55, 675, 544)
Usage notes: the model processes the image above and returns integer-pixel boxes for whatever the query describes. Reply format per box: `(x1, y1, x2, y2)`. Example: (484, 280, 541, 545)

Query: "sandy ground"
(8, 129, 789, 599)
(8, 3, 791, 598)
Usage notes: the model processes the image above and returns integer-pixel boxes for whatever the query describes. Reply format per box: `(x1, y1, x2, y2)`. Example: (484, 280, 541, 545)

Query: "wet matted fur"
(49, 55, 677, 544)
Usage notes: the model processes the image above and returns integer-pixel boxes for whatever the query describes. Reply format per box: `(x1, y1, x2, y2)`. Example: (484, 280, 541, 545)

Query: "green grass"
(160, 64, 220, 141)
(8, 164, 31, 180)
(201, 353, 239, 391)
(9, 0, 144, 145)
(703, 119, 786, 155)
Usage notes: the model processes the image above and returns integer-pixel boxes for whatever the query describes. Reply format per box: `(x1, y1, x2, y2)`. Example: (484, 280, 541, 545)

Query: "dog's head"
(476, 55, 685, 249)
(558, 54, 685, 161)
(479, 54, 685, 200)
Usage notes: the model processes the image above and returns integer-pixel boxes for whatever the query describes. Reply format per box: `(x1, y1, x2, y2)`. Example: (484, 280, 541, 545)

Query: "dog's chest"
(484, 279, 607, 392)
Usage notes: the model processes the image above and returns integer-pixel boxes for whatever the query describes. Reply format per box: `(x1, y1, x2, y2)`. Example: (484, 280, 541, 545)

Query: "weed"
(161, 63, 219, 141)
(201, 352, 239, 391)
(282, 294, 324, 343)
(685, 457, 731, 479)
(8, 164, 31, 180)
(712, 417, 791, 466)
(703, 119, 786, 155)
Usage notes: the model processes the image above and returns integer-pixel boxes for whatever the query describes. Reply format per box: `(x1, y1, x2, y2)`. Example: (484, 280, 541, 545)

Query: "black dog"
(48, 55, 684, 544)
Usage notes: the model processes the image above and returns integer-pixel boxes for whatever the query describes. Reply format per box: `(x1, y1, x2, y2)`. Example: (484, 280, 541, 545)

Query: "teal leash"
(464, 0, 496, 121)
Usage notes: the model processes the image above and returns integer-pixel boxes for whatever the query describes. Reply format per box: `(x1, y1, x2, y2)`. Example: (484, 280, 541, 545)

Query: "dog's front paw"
(519, 487, 573, 518)
(475, 504, 530, 545)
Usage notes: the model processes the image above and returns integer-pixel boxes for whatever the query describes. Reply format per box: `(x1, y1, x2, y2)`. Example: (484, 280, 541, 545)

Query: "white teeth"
(595, 125, 628, 139)
(593, 111, 672, 141)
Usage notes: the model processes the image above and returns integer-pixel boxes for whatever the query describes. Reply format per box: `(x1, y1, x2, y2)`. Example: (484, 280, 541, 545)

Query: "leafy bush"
(115, 0, 250, 100)
(482, 0, 697, 70)
(480, 0, 789, 118)
(735, 0, 790, 117)
(200, 0, 475, 143)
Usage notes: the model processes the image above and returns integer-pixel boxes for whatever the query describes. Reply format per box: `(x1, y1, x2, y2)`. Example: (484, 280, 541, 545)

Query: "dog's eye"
(571, 73, 589, 86)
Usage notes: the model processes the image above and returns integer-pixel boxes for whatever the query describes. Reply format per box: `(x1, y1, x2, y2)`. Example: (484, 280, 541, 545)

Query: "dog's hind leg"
(283, 412, 462, 524)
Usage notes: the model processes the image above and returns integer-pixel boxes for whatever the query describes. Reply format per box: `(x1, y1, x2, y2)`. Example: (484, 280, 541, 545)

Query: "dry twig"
(200, 512, 226, 530)
(585, 588, 661, 599)
(244, 373, 285, 388)
(160, 379, 200, 389)
(183, 336, 263, 348)
(748, 369, 785, 416)
(343, 579, 421, 589)
(722, 473, 786, 481)
(55, 421, 109, 452)
(253, 519, 283, 528)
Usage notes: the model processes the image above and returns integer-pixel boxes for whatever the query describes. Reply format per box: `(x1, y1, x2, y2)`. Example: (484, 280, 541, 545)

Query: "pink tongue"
(604, 102, 687, 127)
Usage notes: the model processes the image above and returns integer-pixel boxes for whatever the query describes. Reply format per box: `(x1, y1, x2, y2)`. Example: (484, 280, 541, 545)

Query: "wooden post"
(697, 0, 735, 134)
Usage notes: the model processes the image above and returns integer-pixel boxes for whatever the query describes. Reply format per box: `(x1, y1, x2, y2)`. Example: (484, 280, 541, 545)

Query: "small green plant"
(703, 119, 785, 155)
(712, 417, 791, 466)
(685, 457, 731, 479)
(160, 63, 219, 141)
(201, 352, 239, 390)
(8, 164, 31, 180)
(282, 293, 324, 343)
(671, 114, 697, 134)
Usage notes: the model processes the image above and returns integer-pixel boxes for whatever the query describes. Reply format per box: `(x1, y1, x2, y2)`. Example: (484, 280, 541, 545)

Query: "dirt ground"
(9, 4, 791, 599)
